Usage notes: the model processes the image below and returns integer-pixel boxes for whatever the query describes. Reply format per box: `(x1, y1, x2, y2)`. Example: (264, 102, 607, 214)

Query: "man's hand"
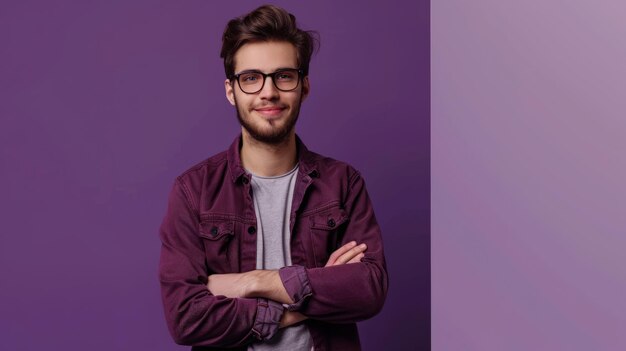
(325, 241, 367, 267)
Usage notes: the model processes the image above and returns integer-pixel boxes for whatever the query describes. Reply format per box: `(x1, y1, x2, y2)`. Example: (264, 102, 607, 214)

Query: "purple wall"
(432, 1, 626, 350)
(0, 1, 429, 350)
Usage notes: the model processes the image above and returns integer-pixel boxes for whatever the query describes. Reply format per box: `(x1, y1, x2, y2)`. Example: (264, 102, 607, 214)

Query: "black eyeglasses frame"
(230, 68, 304, 94)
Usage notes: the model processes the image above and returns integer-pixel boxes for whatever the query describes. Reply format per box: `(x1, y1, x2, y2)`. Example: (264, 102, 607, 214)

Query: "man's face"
(225, 41, 309, 145)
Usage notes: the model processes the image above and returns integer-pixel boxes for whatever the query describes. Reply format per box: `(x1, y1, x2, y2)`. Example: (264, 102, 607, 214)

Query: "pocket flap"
(199, 220, 234, 240)
(310, 208, 348, 230)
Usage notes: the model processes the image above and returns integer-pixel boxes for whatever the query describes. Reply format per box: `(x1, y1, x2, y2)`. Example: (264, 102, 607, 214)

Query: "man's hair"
(220, 5, 319, 79)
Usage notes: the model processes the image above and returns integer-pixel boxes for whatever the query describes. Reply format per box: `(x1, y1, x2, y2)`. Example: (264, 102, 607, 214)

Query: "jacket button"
(242, 177, 249, 184)
(248, 226, 256, 235)
(310, 170, 319, 178)
(327, 218, 336, 228)
(210, 226, 218, 236)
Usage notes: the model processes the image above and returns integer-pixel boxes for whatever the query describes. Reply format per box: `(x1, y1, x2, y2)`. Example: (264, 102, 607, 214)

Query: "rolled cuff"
(278, 265, 313, 311)
(251, 298, 284, 341)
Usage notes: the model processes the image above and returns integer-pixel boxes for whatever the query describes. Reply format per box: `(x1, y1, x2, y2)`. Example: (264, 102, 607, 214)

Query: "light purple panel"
(0, 1, 429, 350)
(433, 1, 626, 350)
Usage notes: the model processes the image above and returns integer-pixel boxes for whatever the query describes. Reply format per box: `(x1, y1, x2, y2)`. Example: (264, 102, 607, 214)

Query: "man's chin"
(237, 107, 299, 145)
(244, 128, 292, 145)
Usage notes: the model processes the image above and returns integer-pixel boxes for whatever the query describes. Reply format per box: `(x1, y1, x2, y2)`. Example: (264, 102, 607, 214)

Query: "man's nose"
(258, 76, 280, 99)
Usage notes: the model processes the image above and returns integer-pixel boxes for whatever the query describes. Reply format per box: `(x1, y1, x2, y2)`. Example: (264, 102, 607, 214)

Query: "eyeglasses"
(231, 68, 303, 94)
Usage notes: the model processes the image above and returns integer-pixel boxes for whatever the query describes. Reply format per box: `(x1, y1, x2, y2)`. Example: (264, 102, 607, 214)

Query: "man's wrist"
(247, 270, 276, 297)
(232, 270, 263, 298)
(241, 270, 260, 297)
(279, 311, 308, 328)
(244, 270, 294, 304)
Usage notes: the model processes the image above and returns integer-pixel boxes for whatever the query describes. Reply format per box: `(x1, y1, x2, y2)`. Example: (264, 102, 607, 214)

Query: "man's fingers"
(325, 241, 357, 267)
(333, 243, 367, 265)
(347, 253, 365, 264)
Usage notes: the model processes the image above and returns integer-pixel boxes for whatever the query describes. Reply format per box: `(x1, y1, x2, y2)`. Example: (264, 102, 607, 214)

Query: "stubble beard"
(234, 94, 302, 146)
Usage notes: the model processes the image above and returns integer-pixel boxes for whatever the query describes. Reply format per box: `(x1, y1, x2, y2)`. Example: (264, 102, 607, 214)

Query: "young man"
(159, 5, 388, 350)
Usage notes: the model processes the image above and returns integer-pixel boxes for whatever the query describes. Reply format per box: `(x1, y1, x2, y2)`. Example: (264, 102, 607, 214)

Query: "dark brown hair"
(220, 5, 319, 78)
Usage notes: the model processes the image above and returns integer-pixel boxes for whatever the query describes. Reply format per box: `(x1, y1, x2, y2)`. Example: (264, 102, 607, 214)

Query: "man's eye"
(276, 72, 295, 81)
(241, 75, 259, 82)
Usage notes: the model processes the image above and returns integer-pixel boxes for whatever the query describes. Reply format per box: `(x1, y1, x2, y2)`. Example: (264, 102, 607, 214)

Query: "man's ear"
(225, 79, 236, 106)
(301, 76, 310, 101)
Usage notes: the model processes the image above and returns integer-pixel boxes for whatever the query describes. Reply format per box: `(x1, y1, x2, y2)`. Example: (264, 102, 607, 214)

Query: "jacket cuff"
(278, 265, 313, 311)
(251, 298, 284, 341)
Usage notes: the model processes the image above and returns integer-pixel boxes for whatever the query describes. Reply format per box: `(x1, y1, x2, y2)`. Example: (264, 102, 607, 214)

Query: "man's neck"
(240, 130, 297, 177)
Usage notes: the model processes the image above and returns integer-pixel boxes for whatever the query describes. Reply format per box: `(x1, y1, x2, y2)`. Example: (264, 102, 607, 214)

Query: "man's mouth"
(254, 106, 286, 117)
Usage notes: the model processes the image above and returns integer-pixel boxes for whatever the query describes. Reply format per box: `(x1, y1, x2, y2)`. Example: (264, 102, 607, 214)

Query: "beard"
(234, 94, 302, 145)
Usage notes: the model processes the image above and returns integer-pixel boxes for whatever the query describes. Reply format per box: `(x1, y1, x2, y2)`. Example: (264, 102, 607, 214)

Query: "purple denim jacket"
(159, 135, 388, 351)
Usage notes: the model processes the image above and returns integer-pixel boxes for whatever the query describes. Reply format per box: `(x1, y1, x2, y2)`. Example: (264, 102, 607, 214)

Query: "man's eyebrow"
(235, 67, 299, 75)
(235, 69, 262, 75)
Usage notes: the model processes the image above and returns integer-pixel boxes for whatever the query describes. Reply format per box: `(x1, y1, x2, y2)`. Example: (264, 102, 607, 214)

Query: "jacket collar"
(227, 134, 319, 183)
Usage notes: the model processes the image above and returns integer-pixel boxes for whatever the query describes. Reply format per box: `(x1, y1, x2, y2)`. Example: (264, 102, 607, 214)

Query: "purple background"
(433, 1, 626, 350)
(0, 1, 429, 350)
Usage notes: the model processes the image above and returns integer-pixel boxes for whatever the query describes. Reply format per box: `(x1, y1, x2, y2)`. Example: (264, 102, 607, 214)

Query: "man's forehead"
(233, 41, 298, 73)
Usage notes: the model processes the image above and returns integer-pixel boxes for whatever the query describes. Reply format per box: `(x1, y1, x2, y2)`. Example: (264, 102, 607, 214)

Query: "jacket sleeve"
(159, 179, 284, 347)
(279, 171, 389, 323)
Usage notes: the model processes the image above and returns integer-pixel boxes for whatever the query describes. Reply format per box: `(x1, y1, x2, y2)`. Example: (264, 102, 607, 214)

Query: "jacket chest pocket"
(199, 220, 236, 273)
(307, 207, 349, 267)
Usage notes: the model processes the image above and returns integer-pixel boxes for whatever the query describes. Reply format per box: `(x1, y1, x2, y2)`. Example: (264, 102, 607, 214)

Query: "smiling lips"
(254, 105, 286, 117)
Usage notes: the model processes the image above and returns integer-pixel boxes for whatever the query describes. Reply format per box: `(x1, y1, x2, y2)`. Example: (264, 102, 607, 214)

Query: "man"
(159, 5, 388, 350)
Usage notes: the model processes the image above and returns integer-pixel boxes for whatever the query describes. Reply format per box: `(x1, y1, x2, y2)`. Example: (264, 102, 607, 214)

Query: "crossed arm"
(160, 173, 387, 347)
(206, 241, 367, 328)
